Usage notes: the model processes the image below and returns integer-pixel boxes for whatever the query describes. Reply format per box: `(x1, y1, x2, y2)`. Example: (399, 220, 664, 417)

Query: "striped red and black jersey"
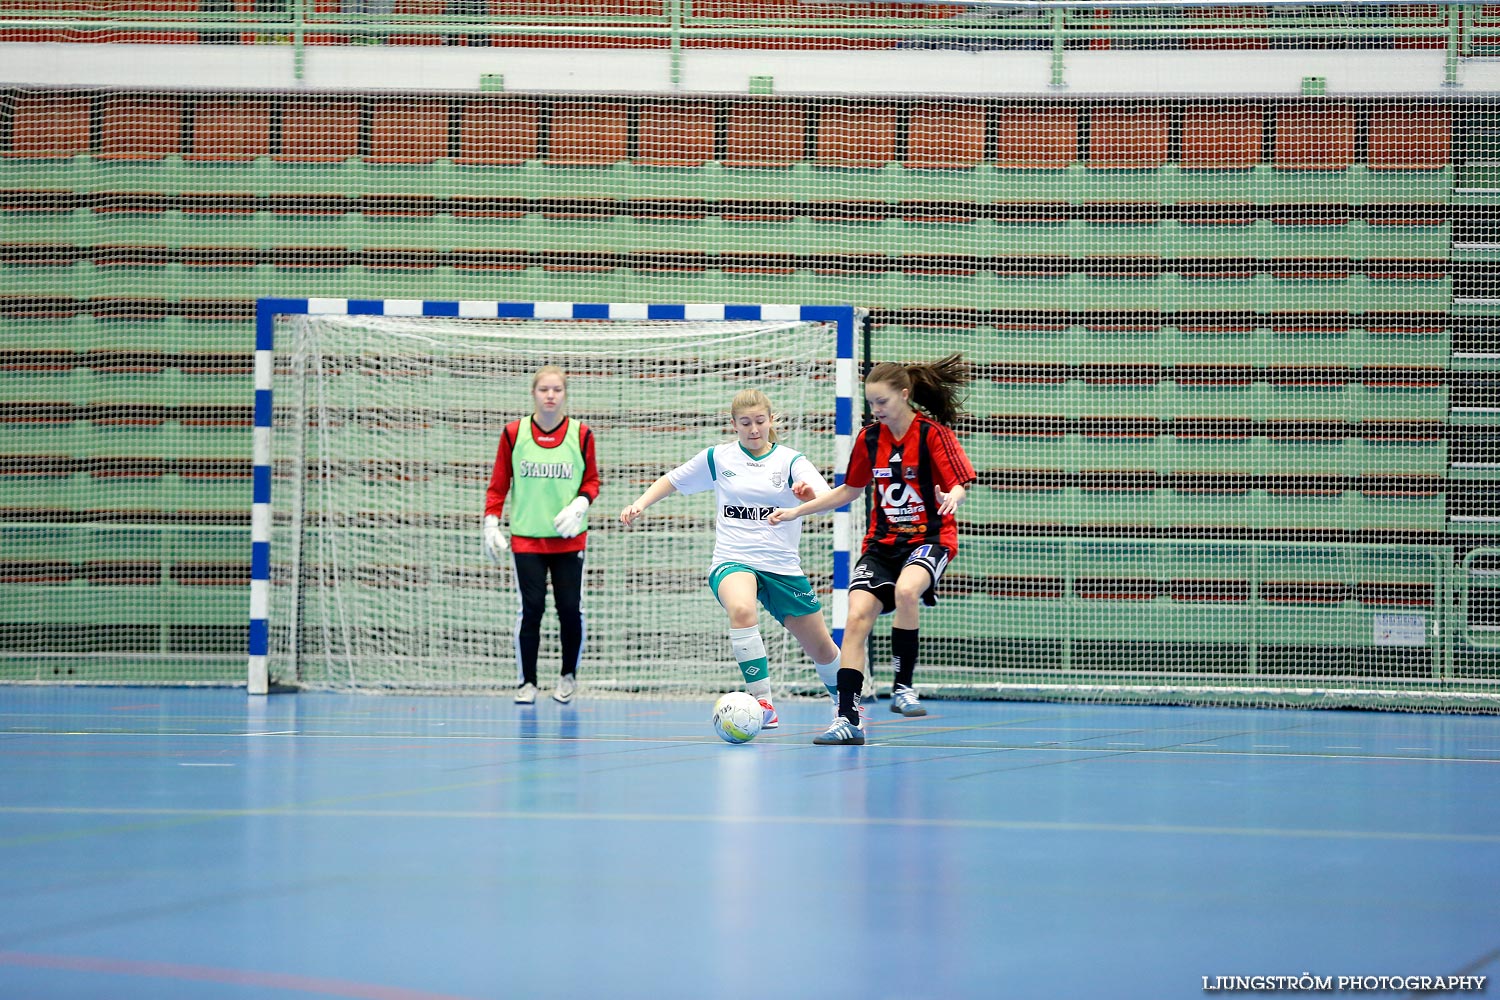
(844, 414, 976, 556)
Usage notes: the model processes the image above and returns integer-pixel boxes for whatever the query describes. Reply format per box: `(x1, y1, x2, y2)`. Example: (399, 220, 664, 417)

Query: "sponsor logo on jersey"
(873, 468, 892, 478)
(721, 469, 737, 478)
(519, 459, 575, 479)
(879, 482, 925, 524)
(723, 504, 776, 521)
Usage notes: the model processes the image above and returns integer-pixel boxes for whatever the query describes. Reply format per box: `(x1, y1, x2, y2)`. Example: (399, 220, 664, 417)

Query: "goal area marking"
(248, 298, 858, 696)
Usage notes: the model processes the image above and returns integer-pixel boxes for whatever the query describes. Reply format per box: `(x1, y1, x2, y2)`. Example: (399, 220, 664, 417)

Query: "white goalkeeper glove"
(482, 514, 508, 564)
(552, 496, 590, 538)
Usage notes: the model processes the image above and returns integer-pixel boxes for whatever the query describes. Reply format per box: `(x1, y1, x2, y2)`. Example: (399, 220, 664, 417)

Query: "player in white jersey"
(619, 389, 843, 729)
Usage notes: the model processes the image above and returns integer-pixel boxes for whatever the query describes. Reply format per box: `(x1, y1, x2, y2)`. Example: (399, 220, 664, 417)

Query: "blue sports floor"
(2, 687, 1498, 1000)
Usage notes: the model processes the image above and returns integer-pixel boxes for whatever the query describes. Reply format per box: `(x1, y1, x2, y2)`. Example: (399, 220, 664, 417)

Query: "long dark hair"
(865, 353, 971, 427)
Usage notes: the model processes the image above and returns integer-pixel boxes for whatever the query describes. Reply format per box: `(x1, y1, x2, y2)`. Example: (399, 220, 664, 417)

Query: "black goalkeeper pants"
(511, 549, 586, 686)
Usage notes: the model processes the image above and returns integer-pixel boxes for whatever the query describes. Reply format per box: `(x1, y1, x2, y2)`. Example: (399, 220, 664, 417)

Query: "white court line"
(3, 804, 1498, 845)
(177, 763, 234, 767)
(10, 730, 1499, 764)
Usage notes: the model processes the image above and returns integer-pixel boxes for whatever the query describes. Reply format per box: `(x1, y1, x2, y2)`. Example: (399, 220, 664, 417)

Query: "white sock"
(729, 625, 770, 689)
(813, 656, 840, 703)
(746, 678, 772, 701)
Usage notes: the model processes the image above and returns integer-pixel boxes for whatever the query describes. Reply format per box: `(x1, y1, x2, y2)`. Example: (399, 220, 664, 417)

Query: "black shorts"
(849, 542, 952, 614)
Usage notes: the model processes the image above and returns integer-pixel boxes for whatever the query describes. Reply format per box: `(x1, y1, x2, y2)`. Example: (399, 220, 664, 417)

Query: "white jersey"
(667, 441, 830, 577)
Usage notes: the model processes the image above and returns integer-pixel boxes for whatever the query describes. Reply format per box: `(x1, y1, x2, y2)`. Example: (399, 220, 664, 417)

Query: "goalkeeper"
(483, 365, 600, 704)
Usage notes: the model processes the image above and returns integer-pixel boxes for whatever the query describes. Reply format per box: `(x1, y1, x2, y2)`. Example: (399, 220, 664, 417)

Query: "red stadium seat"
(724, 101, 805, 168)
(995, 104, 1080, 169)
(98, 96, 184, 160)
(4, 92, 91, 158)
(547, 101, 629, 165)
(814, 103, 897, 168)
(456, 99, 540, 166)
(906, 102, 984, 169)
(186, 97, 273, 162)
(1179, 103, 1263, 170)
(369, 98, 451, 164)
(636, 101, 716, 168)
(1367, 102, 1452, 170)
(277, 97, 361, 163)
(1274, 102, 1355, 170)
(1087, 105, 1168, 169)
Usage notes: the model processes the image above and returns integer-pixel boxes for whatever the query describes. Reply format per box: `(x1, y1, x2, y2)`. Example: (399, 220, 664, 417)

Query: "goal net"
(257, 303, 848, 694)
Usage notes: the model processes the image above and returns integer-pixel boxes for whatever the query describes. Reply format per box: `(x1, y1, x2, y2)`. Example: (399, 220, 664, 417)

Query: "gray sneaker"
(890, 684, 927, 717)
(552, 674, 577, 704)
(514, 682, 538, 705)
(813, 716, 866, 746)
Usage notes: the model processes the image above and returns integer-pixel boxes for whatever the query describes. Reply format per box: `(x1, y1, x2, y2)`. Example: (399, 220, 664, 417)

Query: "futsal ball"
(712, 691, 764, 745)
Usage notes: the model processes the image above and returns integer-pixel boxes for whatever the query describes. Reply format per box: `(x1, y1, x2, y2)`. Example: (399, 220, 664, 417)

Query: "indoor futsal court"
(6, 1, 1500, 999)
(2, 685, 1498, 1000)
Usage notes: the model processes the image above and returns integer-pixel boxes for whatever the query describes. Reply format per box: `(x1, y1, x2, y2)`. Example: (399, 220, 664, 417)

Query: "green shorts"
(708, 562, 822, 625)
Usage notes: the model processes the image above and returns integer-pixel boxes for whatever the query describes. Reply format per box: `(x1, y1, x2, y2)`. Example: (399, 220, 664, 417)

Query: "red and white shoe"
(758, 698, 779, 730)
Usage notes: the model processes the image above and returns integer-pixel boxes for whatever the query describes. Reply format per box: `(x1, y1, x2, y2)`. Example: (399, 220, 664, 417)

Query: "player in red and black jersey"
(771, 353, 976, 745)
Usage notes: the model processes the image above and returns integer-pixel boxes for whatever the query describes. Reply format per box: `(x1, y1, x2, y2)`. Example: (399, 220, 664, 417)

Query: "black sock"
(891, 627, 919, 690)
(836, 668, 863, 726)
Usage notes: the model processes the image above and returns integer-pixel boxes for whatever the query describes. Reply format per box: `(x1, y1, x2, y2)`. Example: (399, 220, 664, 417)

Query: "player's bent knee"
(725, 606, 759, 629)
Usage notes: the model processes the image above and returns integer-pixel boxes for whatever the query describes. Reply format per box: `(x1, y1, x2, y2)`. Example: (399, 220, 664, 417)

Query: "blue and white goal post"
(248, 298, 860, 695)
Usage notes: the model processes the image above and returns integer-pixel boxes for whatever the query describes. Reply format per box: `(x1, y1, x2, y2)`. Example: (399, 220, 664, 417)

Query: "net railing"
(0, 1, 1494, 66)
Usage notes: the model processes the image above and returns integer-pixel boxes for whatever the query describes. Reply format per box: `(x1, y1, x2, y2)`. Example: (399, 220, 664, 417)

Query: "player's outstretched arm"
(769, 483, 862, 524)
(620, 475, 678, 526)
(936, 483, 968, 516)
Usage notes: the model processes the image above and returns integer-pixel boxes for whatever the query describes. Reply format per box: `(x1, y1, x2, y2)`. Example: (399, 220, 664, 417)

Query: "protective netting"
(265, 313, 840, 692)
(0, 3, 1497, 708)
